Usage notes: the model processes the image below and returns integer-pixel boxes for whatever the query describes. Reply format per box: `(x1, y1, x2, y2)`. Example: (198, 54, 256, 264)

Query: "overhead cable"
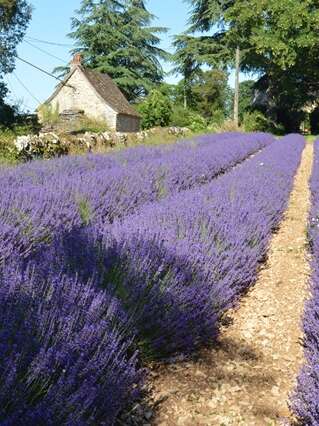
(25, 36, 74, 48)
(24, 40, 68, 64)
(16, 56, 74, 89)
(12, 72, 42, 104)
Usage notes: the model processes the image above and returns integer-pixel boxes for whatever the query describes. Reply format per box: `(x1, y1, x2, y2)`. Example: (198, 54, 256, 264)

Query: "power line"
(5, 75, 32, 111)
(5, 75, 18, 101)
(12, 72, 42, 104)
(24, 40, 68, 64)
(16, 56, 74, 89)
(25, 36, 74, 48)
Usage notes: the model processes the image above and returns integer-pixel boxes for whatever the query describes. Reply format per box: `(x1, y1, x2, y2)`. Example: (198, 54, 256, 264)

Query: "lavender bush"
(0, 132, 273, 262)
(0, 264, 142, 425)
(33, 134, 304, 358)
(98, 134, 304, 357)
(0, 132, 303, 423)
(292, 139, 319, 425)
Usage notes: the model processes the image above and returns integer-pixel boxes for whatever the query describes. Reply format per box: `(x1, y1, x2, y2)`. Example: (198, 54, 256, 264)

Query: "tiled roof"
(44, 66, 140, 118)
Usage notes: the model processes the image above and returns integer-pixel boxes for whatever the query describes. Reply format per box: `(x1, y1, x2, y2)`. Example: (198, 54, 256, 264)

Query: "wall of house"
(116, 114, 141, 132)
(49, 68, 117, 130)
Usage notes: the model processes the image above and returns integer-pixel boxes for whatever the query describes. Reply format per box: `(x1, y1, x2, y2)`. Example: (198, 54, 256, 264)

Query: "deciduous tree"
(187, 0, 319, 131)
(0, 0, 31, 102)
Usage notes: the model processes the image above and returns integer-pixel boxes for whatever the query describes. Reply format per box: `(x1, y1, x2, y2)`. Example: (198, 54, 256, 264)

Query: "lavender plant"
(0, 132, 303, 423)
(0, 132, 273, 262)
(292, 139, 319, 425)
(0, 265, 142, 425)
(32, 134, 304, 358)
(98, 134, 304, 357)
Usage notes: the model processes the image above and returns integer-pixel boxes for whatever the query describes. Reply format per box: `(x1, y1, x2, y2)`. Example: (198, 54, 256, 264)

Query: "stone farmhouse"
(41, 54, 141, 132)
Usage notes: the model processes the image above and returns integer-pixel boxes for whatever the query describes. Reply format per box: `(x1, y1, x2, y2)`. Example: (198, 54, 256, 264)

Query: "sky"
(5, 0, 240, 112)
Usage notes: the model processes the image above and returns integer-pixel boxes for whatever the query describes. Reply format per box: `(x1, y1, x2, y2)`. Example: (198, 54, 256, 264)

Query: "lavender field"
(0, 133, 309, 424)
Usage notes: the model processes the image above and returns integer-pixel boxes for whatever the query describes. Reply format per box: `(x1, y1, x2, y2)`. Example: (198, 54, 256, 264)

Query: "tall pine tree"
(69, 0, 169, 101)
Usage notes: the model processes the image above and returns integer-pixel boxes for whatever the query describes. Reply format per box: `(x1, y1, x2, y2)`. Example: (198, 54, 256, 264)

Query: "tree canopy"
(69, 0, 169, 102)
(0, 0, 31, 75)
(185, 0, 319, 131)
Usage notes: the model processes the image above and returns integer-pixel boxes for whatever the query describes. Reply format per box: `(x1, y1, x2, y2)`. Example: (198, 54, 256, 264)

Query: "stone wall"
(116, 114, 141, 132)
(49, 68, 118, 130)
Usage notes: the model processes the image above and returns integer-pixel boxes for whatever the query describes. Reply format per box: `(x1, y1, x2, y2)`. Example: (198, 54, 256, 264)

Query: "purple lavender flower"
(0, 265, 142, 425)
(30, 134, 304, 358)
(292, 139, 319, 425)
(0, 132, 273, 262)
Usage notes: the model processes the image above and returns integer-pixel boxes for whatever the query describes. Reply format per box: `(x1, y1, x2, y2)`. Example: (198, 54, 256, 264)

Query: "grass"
(305, 135, 317, 143)
(68, 116, 110, 134)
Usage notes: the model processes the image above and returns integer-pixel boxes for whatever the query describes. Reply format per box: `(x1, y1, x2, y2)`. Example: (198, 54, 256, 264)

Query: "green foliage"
(0, 1, 32, 109)
(0, 133, 18, 164)
(77, 198, 92, 226)
(170, 105, 207, 133)
(0, 0, 32, 75)
(72, 116, 110, 134)
(186, 0, 319, 132)
(238, 80, 255, 121)
(69, 0, 169, 101)
(0, 122, 38, 164)
(310, 108, 319, 135)
(170, 105, 192, 128)
(191, 69, 229, 120)
(241, 110, 286, 134)
(187, 112, 207, 133)
(38, 103, 60, 125)
(138, 89, 172, 129)
(242, 111, 269, 132)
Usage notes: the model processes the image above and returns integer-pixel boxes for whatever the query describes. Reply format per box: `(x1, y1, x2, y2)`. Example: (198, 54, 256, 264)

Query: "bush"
(210, 109, 226, 126)
(208, 119, 239, 133)
(38, 103, 60, 125)
(242, 110, 271, 132)
(138, 90, 172, 129)
(170, 106, 207, 133)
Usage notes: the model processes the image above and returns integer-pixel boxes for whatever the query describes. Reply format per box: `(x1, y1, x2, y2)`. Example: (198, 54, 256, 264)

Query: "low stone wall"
(14, 127, 191, 160)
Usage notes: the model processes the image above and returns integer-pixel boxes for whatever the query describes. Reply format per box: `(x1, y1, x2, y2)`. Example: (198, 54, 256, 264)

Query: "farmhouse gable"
(41, 55, 141, 132)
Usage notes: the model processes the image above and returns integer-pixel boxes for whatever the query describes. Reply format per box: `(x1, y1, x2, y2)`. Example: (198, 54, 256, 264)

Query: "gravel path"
(150, 142, 313, 426)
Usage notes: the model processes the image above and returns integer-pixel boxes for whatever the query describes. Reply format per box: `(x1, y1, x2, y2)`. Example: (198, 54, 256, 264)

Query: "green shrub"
(242, 110, 271, 132)
(210, 109, 225, 126)
(208, 119, 240, 133)
(170, 105, 192, 128)
(38, 103, 60, 125)
(187, 112, 207, 133)
(138, 90, 172, 129)
(170, 105, 207, 132)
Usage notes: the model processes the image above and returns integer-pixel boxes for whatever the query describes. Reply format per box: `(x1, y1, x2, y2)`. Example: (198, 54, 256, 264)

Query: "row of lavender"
(0, 132, 273, 262)
(1, 132, 271, 424)
(292, 140, 319, 425)
(0, 135, 304, 424)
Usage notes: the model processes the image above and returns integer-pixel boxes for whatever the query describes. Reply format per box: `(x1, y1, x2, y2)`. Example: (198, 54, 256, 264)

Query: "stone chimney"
(70, 53, 82, 70)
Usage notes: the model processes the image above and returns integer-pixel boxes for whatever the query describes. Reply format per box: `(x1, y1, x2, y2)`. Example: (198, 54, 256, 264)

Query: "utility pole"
(234, 46, 240, 127)
(183, 83, 187, 109)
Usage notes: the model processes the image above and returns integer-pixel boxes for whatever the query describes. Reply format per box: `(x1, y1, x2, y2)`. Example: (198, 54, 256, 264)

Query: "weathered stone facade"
(49, 69, 118, 129)
(42, 58, 141, 132)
